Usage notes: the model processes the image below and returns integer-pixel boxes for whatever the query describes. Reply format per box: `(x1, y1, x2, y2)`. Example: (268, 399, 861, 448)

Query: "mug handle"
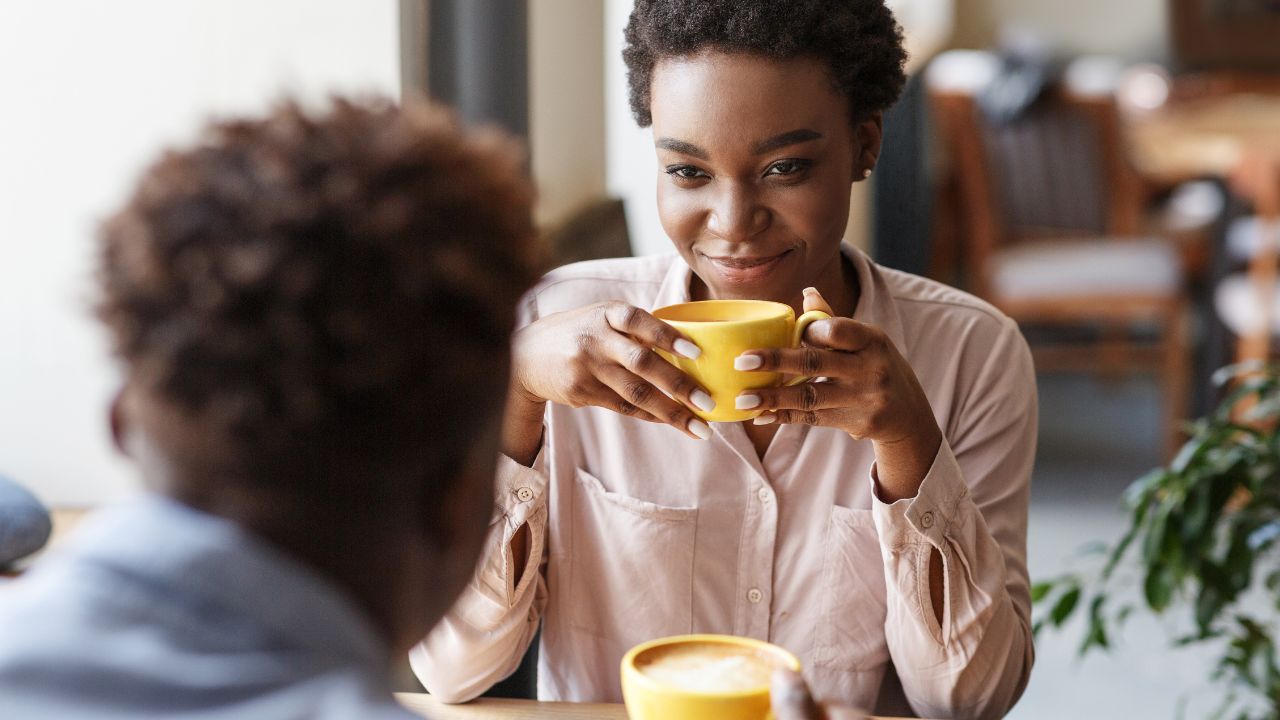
(783, 310, 832, 387)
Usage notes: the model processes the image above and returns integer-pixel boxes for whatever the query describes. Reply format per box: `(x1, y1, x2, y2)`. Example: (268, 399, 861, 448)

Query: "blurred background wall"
(953, 0, 1168, 59)
(0, 1, 399, 505)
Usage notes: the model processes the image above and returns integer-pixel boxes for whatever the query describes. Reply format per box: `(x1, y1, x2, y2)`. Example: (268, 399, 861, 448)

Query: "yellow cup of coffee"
(621, 634, 801, 720)
(653, 300, 831, 422)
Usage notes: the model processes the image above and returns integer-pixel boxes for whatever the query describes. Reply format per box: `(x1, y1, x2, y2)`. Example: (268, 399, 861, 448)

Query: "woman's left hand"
(737, 287, 942, 499)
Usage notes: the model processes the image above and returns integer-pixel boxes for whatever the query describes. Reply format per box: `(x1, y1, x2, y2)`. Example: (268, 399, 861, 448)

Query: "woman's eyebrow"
(753, 128, 822, 155)
(655, 137, 709, 159)
(655, 128, 822, 159)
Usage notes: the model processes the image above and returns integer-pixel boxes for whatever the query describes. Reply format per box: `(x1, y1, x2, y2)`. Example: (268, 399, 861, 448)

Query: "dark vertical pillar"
(426, 0, 528, 139)
(872, 72, 932, 276)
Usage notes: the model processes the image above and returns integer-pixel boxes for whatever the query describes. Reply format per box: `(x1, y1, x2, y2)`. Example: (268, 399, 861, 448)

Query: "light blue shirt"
(0, 494, 420, 719)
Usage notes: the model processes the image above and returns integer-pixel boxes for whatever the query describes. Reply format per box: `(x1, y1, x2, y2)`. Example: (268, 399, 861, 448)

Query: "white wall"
(529, 0, 607, 229)
(604, 0, 667, 256)
(0, 0, 399, 506)
(953, 0, 1168, 60)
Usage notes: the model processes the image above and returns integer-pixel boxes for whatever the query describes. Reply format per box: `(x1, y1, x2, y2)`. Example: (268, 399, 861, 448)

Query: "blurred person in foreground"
(0, 97, 537, 718)
(413, 0, 1035, 718)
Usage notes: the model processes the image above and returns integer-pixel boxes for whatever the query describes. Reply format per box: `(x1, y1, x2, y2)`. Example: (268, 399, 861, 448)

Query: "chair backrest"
(927, 50, 1147, 297)
(542, 197, 631, 267)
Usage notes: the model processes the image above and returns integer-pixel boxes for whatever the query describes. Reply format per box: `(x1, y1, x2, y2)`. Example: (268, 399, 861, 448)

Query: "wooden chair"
(926, 50, 1192, 455)
(1217, 155, 1280, 366)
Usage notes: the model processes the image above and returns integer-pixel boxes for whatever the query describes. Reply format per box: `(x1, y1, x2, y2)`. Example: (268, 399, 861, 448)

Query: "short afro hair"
(97, 97, 539, 496)
(623, 0, 908, 127)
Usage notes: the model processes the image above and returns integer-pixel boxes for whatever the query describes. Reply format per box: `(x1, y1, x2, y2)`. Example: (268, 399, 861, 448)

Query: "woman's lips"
(704, 250, 792, 284)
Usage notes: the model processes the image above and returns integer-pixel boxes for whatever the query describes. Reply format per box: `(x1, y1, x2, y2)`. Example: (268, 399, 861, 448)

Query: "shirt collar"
(63, 493, 390, 675)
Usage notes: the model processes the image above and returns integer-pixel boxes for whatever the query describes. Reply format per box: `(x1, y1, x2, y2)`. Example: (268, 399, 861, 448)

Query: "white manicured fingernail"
(688, 419, 712, 439)
(674, 338, 701, 360)
(734, 354, 762, 371)
(752, 413, 777, 425)
(735, 394, 761, 410)
(690, 390, 716, 412)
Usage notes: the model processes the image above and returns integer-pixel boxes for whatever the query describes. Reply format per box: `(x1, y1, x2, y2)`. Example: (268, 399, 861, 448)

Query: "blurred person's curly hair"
(623, 0, 907, 127)
(97, 98, 538, 497)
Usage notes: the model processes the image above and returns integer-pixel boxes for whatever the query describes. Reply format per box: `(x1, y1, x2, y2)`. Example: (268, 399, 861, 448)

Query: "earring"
(862, 168, 873, 179)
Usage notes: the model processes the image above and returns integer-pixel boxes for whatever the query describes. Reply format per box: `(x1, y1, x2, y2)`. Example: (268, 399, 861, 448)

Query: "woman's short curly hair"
(97, 98, 538, 494)
(623, 0, 907, 127)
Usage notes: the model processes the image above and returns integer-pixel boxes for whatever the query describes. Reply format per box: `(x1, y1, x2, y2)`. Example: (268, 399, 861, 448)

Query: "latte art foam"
(637, 643, 778, 693)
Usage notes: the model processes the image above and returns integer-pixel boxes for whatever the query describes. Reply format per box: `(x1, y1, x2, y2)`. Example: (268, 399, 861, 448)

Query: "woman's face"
(649, 51, 878, 306)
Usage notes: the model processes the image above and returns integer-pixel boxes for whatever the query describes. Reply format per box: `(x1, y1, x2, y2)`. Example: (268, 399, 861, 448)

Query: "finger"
(802, 317, 882, 353)
(596, 365, 711, 440)
(600, 332, 716, 416)
(740, 380, 852, 414)
(752, 408, 843, 429)
(602, 302, 701, 360)
(771, 668, 825, 720)
(802, 286, 836, 316)
(734, 345, 848, 378)
(826, 707, 872, 720)
(574, 378, 665, 424)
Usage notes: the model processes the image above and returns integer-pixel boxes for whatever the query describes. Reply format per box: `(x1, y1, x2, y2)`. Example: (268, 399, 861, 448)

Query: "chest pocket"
(811, 505, 890, 672)
(567, 467, 698, 642)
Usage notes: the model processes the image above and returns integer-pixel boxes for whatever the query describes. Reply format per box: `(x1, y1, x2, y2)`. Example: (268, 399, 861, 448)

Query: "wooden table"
(397, 694, 910, 720)
(1126, 93, 1280, 186)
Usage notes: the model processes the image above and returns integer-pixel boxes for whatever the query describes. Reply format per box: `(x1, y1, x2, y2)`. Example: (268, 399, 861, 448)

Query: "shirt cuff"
(459, 453, 548, 625)
(869, 439, 969, 549)
(493, 451, 548, 525)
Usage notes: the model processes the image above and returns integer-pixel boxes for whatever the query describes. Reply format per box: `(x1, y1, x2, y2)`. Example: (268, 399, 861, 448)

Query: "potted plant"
(1034, 364, 1280, 718)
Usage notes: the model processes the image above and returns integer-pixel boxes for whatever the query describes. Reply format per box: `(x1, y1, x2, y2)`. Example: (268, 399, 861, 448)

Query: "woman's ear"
(852, 112, 884, 180)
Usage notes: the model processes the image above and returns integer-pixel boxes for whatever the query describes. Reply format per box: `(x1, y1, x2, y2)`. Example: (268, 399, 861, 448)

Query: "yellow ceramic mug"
(653, 300, 831, 422)
(621, 634, 801, 720)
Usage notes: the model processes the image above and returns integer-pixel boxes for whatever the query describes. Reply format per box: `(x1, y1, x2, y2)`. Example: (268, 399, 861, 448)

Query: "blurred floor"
(1012, 373, 1220, 720)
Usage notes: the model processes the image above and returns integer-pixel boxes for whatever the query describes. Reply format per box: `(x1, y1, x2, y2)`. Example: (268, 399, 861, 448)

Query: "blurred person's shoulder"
(525, 255, 678, 317)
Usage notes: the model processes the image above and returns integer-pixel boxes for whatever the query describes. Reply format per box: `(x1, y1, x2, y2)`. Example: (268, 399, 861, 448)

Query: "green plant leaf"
(1050, 585, 1081, 627)
(1197, 584, 1227, 635)
(1144, 565, 1174, 612)
(1030, 581, 1054, 603)
(1079, 595, 1110, 654)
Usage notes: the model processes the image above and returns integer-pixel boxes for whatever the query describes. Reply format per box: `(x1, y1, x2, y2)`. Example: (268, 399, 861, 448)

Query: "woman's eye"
(765, 159, 812, 177)
(665, 165, 708, 180)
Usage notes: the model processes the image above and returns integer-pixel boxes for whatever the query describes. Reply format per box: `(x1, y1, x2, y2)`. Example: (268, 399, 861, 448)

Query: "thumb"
(771, 667, 823, 720)
(802, 286, 836, 315)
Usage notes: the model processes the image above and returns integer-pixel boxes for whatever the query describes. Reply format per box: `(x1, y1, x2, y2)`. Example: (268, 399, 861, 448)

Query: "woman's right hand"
(503, 302, 715, 464)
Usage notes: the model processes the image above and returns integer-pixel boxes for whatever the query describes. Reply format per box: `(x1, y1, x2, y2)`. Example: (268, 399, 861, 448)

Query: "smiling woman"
(412, 2, 1038, 718)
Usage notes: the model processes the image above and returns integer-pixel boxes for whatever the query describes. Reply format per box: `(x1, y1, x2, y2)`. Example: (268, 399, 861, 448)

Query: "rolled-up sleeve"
(409, 453, 550, 703)
(870, 317, 1036, 720)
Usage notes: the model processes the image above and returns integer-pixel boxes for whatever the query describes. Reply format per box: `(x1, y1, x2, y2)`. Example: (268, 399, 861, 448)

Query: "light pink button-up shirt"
(412, 246, 1036, 719)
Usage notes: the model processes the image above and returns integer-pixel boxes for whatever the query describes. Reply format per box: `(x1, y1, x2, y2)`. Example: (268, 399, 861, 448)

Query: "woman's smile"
(699, 247, 795, 286)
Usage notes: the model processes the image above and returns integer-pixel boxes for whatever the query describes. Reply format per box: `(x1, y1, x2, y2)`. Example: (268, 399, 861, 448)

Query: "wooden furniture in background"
(1169, 0, 1280, 74)
(1221, 155, 1280, 364)
(1125, 73, 1280, 366)
(926, 50, 1191, 455)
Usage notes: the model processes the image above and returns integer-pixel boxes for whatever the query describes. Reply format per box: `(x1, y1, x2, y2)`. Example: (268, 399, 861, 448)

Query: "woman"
(414, 1, 1035, 717)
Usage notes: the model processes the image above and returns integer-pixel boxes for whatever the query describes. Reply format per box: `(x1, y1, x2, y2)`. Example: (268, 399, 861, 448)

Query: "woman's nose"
(706, 185, 768, 242)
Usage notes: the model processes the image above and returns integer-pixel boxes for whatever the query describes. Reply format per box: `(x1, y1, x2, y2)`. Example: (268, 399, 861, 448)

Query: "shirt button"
(747, 588, 763, 603)
(920, 511, 935, 529)
(757, 487, 770, 502)
(515, 487, 534, 503)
